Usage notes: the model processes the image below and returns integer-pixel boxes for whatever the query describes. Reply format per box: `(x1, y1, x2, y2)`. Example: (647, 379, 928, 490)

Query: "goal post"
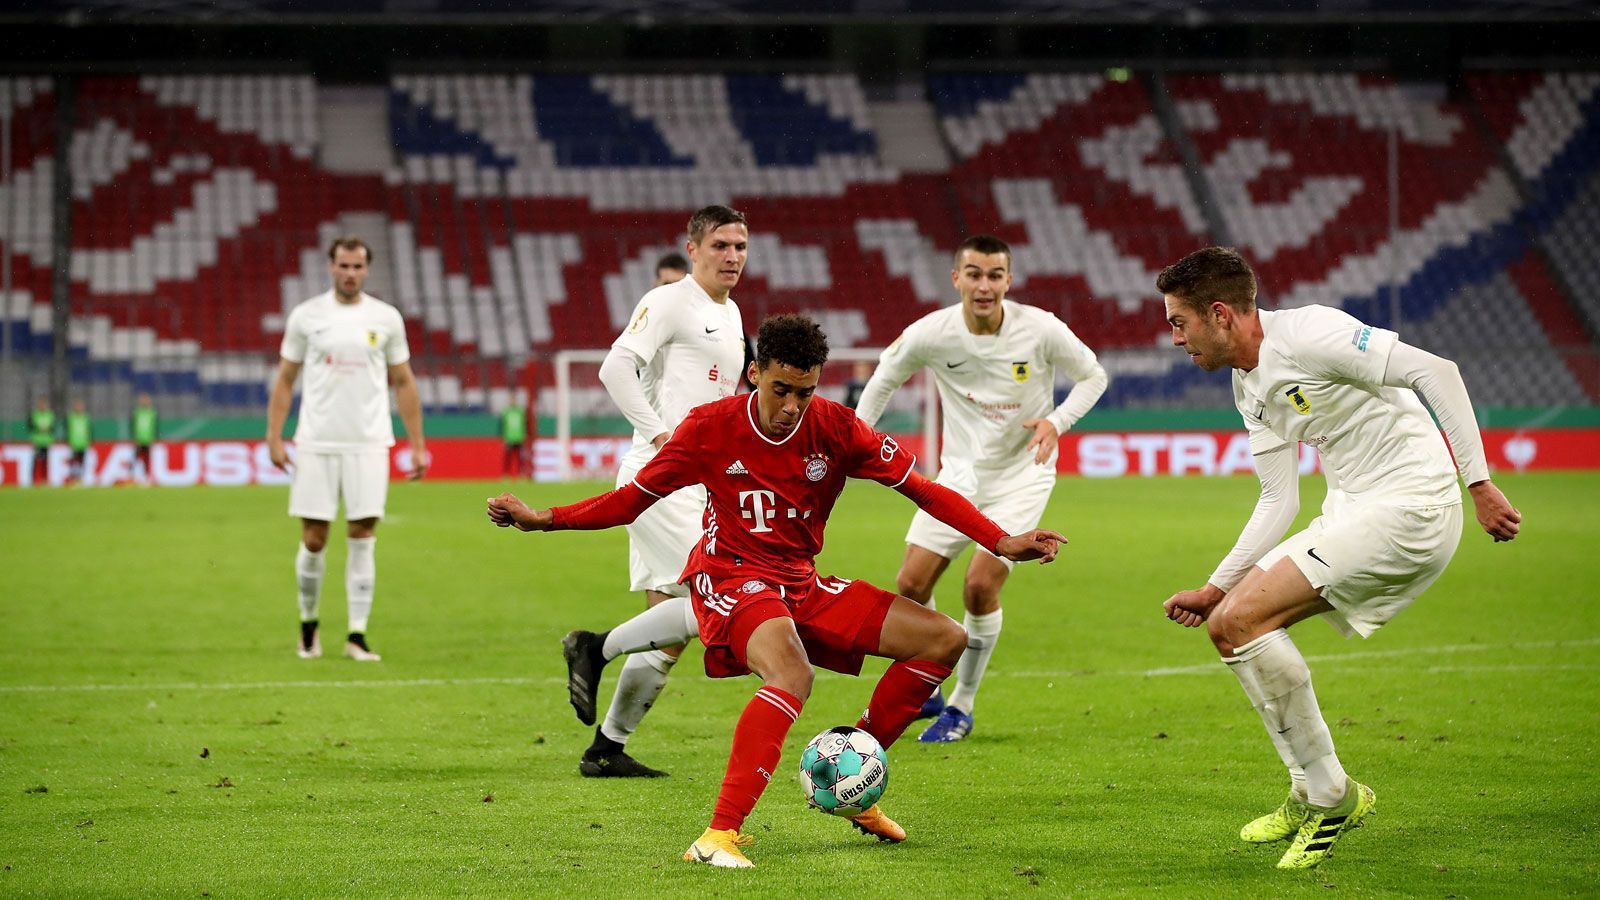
(548, 346, 940, 482)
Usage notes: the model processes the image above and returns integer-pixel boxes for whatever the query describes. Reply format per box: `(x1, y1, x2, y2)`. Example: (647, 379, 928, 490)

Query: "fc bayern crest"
(803, 452, 830, 482)
(740, 580, 769, 594)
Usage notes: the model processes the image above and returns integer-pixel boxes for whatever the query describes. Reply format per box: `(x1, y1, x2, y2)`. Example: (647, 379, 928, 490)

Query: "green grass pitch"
(2, 473, 1596, 896)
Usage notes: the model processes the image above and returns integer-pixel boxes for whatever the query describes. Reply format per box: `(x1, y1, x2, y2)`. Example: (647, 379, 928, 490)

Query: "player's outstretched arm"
(1469, 480, 1521, 542)
(1163, 584, 1225, 628)
(486, 493, 554, 532)
(896, 470, 1066, 566)
(489, 481, 662, 534)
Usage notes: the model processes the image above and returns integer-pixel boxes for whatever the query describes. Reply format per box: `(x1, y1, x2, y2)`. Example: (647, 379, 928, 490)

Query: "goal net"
(542, 347, 939, 482)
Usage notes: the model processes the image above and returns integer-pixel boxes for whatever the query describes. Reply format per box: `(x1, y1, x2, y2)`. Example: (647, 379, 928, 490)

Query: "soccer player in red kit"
(487, 313, 1065, 869)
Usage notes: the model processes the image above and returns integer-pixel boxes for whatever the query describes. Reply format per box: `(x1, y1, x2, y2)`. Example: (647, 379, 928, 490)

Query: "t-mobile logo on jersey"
(740, 490, 778, 532)
(739, 489, 811, 533)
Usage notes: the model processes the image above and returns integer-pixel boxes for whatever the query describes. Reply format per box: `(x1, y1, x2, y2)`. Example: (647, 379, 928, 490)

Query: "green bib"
(132, 407, 158, 445)
(29, 409, 55, 448)
(500, 408, 527, 444)
(67, 413, 91, 450)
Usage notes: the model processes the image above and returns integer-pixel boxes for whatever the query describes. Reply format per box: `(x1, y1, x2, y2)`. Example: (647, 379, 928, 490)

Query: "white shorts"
(905, 461, 1056, 570)
(1258, 500, 1463, 638)
(618, 446, 699, 596)
(289, 448, 391, 522)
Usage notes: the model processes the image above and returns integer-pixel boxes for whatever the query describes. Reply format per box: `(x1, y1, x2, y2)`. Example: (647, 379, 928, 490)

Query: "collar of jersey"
(745, 391, 806, 446)
(679, 274, 728, 306)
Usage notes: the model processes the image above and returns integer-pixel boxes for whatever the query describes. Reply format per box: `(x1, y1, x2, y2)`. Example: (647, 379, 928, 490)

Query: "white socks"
(948, 608, 1002, 714)
(599, 649, 678, 745)
(601, 595, 698, 660)
(1226, 629, 1347, 807)
(345, 537, 376, 634)
(295, 543, 325, 622)
(594, 596, 697, 745)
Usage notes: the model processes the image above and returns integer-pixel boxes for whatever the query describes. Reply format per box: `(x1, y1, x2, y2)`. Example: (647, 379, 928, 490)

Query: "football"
(798, 726, 888, 816)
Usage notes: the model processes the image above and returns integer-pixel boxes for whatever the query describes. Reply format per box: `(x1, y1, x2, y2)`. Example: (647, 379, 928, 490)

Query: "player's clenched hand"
(1021, 418, 1060, 466)
(1468, 480, 1521, 542)
(486, 493, 553, 532)
(1163, 584, 1224, 628)
(996, 529, 1067, 564)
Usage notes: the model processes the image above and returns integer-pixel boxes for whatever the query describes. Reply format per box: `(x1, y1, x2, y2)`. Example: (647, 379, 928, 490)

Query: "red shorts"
(687, 571, 897, 679)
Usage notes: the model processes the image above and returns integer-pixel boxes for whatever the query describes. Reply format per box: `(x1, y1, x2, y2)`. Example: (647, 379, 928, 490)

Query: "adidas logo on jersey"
(725, 459, 749, 475)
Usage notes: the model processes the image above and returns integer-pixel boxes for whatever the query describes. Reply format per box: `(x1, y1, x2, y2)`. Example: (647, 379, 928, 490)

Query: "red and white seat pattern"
(11, 68, 1597, 413)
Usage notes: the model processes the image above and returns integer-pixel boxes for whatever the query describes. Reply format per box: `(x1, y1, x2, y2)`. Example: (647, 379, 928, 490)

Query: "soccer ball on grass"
(799, 726, 887, 815)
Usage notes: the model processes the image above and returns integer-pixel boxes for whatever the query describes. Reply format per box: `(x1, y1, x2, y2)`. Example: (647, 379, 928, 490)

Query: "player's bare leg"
(848, 595, 966, 841)
(295, 518, 330, 659)
(686, 615, 810, 868)
(1208, 559, 1373, 867)
(343, 517, 381, 661)
(582, 588, 682, 778)
(895, 544, 955, 720)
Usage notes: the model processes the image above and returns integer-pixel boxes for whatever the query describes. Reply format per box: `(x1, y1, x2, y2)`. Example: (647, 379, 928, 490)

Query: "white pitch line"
(3, 638, 1598, 694)
(1013, 636, 1600, 679)
(0, 676, 561, 694)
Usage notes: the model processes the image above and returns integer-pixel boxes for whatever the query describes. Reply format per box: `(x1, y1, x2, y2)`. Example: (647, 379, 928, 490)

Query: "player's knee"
(767, 662, 813, 701)
(301, 531, 328, 553)
(1205, 607, 1241, 656)
(930, 616, 967, 665)
(896, 573, 934, 604)
(962, 579, 1003, 614)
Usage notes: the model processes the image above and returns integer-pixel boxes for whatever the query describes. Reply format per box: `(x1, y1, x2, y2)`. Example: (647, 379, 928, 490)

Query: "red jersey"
(634, 393, 916, 587)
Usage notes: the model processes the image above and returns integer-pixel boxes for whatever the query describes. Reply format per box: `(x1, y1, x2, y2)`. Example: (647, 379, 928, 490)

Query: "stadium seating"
(17, 66, 1600, 414)
(388, 71, 921, 410)
(17, 75, 382, 410)
(1, 78, 56, 360)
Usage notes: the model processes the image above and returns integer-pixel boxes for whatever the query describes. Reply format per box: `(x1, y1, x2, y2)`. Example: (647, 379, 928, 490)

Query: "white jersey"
(862, 300, 1103, 472)
(611, 276, 745, 449)
(1235, 306, 1458, 506)
(279, 291, 411, 451)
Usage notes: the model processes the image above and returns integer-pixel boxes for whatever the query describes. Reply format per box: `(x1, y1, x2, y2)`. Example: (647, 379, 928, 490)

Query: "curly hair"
(754, 314, 830, 372)
(1155, 247, 1257, 314)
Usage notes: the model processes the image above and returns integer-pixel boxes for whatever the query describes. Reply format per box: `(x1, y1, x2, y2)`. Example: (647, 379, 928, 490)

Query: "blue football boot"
(916, 687, 945, 720)
(917, 706, 973, 743)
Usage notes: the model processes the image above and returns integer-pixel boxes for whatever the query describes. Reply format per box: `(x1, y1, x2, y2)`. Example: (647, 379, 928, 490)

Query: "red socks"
(857, 660, 953, 749)
(705, 662, 952, 832)
(709, 685, 804, 832)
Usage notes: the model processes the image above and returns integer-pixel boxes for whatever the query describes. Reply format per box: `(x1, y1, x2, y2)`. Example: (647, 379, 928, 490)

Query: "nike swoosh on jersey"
(1307, 547, 1329, 566)
(945, 360, 966, 368)
(705, 327, 720, 334)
